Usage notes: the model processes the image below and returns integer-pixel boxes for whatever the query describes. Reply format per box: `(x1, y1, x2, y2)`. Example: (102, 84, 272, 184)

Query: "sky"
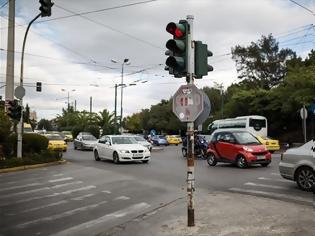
(0, 0, 315, 120)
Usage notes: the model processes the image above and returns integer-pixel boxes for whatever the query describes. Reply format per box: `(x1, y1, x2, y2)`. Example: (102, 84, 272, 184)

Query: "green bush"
(85, 125, 100, 138)
(72, 126, 82, 140)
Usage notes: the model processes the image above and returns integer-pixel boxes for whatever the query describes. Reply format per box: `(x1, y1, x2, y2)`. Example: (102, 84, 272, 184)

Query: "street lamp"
(214, 82, 224, 119)
(111, 58, 130, 133)
(61, 89, 75, 111)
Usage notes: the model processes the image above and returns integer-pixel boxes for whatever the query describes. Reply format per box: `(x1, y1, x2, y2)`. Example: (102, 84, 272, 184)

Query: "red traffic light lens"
(175, 28, 183, 38)
(166, 22, 176, 35)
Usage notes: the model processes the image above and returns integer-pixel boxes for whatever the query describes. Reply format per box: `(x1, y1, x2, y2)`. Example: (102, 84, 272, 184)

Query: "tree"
(97, 109, 114, 135)
(231, 34, 296, 89)
(23, 104, 30, 124)
(37, 119, 52, 131)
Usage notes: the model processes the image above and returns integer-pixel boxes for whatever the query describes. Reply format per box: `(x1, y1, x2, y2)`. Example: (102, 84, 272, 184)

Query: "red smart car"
(206, 130, 271, 168)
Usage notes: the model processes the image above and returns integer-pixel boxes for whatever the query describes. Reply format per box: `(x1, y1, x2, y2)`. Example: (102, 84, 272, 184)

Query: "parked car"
(45, 134, 67, 152)
(62, 131, 73, 142)
(279, 140, 315, 191)
(151, 135, 168, 146)
(93, 135, 151, 164)
(166, 135, 182, 145)
(132, 135, 152, 151)
(206, 130, 272, 168)
(256, 136, 280, 153)
(74, 133, 97, 150)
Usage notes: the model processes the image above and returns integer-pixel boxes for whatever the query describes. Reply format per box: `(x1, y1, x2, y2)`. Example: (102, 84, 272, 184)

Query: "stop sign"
(173, 84, 204, 122)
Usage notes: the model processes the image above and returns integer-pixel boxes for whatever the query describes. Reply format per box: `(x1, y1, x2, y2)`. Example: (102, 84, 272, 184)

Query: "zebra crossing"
(228, 172, 313, 205)
(0, 167, 156, 236)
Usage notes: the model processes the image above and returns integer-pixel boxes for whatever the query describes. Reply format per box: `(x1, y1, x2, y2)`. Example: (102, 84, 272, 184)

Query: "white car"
(279, 140, 315, 191)
(93, 135, 151, 164)
(131, 135, 152, 151)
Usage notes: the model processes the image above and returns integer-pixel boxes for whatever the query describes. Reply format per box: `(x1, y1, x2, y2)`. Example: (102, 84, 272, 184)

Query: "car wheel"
(182, 148, 187, 158)
(207, 152, 217, 166)
(142, 160, 149, 164)
(94, 150, 100, 161)
(296, 167, 315, 191)
(261, 163, 270, 167)
(113, 152, 120, 164)
(236, 155, 247, 168)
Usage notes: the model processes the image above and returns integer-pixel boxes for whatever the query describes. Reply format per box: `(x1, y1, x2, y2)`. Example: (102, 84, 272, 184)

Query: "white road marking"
(244, 182, 288, 190)
(102, 190, 111, 194)
(114, 196, 130, 201)
(48, 177, 73, 183)
(257, 177, 291, 183)
(271, 173, 281, 176)
(71, 193, 95, 201)
(53, 174, 64, 177)
(51, 202, 150, 236)
(229, 188, 312, 203)
(17, 200, 108, 229)
(0, 181, 83, 199)
(0, 183, 41, 192)
(19, 200, 68, 213)
(0, 186, 96, 207)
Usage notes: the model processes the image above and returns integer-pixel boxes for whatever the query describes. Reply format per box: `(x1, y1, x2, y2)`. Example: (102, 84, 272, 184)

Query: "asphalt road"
(0, 144, 312, 236)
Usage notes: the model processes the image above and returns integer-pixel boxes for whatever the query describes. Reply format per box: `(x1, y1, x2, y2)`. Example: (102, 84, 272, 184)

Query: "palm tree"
(97, 109, 115, 135)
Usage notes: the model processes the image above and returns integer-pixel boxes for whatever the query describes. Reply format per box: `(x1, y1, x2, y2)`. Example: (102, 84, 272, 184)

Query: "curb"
(0, 159, 67, 174)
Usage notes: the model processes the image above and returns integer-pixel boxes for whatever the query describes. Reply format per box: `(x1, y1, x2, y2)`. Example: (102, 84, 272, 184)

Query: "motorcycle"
(181, 135, 208, 159)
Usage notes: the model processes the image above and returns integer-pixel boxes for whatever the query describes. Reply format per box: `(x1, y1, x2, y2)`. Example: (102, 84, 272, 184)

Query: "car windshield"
(233, 132, 260, 145)
(46, 135, 64, 141)
(82, 135, 96, 141)
(158, 135, 166, 139)
(112, 137, 137, 144)
(62, 131, 71, 135)
(134, 136, 146, 142)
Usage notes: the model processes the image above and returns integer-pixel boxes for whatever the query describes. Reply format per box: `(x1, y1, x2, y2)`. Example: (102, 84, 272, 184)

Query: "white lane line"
(271, 173, 281, 176)
(229, 188, 312, 203)
(258, 177, 291, 183)
(53, 174, 64, 177)
(19, 200, 68, 214)
(114, 196, 130, 201)
(17, 200, 108, 229)
(0, 185, 96, 207)
(102, 190, 111, 194)
(51, 202, 150, 236)
(71, 193, 95, 201)
(244, 182, 288, 190)
(0, 183, 41, 192)
(49, 177, 73, 183)
(0, 181, 83, 199)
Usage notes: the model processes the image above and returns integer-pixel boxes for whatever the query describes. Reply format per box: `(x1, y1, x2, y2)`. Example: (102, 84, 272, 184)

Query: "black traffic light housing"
(7, 99, 22, 121)
(165, 20, 189, 78)
(194, 41, 213, 79)
(39, 0, 54, 17)
(36, 82, 42, 92)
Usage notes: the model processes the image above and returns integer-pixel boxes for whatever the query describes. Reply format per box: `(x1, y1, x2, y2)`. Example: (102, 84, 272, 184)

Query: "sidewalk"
(103, 190, 315, 236)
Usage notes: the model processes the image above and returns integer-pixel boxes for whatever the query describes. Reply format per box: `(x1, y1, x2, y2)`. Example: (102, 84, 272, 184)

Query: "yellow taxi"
(45, 134, 67, 152)
(256, 136, 280, 153)
(62, 131, 73, 142)
(166, 135, 182, 145)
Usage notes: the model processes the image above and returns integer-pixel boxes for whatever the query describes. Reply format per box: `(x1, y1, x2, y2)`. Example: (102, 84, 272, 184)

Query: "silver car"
(279, 140, 315, 191)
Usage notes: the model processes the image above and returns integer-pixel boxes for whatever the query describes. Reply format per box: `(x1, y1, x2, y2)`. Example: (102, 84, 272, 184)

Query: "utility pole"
(114, 84, 117, 134)
(5, 0, 15, 104)
(90, 96, 92, 113)
(74, 100, 77, 112)
(120, 63, 124, 132)
(67, 91, 70, 111)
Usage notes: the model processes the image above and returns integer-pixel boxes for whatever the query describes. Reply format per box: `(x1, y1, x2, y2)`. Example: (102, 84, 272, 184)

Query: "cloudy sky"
(0, 0, 314, 120)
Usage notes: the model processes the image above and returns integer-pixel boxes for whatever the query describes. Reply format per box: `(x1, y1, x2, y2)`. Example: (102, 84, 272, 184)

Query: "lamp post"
(61, 89, 75, 111)
(214, 82, 224, 119)
(111, 58, 130, 133)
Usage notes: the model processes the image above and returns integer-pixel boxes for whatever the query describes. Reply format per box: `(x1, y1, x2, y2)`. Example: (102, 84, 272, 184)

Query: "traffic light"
(7, 100, 22, 121)
(36, 82, 42, 92)
(39, 0, 54, 17)
(165, 20, 189, 78)
(194, 41, 213, 79)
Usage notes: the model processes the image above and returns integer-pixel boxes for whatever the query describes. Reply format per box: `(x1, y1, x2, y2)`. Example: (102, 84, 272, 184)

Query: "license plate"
(133, 154, 143, 158)
(256, 155, 265, 160)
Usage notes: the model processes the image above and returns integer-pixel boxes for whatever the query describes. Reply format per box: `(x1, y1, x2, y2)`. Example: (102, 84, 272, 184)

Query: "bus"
(207, 115, 268, 137)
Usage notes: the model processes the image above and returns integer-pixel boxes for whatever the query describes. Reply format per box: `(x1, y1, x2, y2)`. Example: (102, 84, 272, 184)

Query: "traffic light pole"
(186, 15, 195, 227)
(17, 13, 41, 158)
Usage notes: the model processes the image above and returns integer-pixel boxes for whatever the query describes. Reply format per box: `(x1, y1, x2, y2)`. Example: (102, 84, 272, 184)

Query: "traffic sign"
(311, 103, 315, 115)
(300, 107, 308, 119)
(173, 84, 203, 122)
(14, 86, 25, 99)
(194, 90, 211, 126)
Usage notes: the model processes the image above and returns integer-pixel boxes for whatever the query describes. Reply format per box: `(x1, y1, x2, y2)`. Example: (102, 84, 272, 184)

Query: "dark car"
(74, 132, 97, 150)
(151, 135, 169, 146)
(206, 130, 272, 168)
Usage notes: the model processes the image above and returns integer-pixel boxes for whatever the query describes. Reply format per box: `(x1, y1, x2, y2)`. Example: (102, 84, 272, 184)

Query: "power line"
(287, 0, 315, 15)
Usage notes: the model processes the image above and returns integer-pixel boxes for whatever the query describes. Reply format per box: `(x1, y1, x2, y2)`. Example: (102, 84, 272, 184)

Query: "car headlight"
(119, 150, 130, 153)
(243, 146, 254, 152)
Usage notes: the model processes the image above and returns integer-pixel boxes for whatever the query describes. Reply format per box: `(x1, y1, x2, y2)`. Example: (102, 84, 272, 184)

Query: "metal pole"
(17, 13, 41, 159)
(221, 87, 224, 118)
(67, 91, 70, 111)
(114, 84, 117, 134)
(120, 63, 124, 133)
(90, 96, 92, 113)
(5, 0, 15, 104)
(186, 14, 195, 227)
(303, 105, 307, 143)
(74, 100, 77, 112)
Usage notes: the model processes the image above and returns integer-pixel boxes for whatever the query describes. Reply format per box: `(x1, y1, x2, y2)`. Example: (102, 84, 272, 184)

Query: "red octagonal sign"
(173, 84, 204, 122)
